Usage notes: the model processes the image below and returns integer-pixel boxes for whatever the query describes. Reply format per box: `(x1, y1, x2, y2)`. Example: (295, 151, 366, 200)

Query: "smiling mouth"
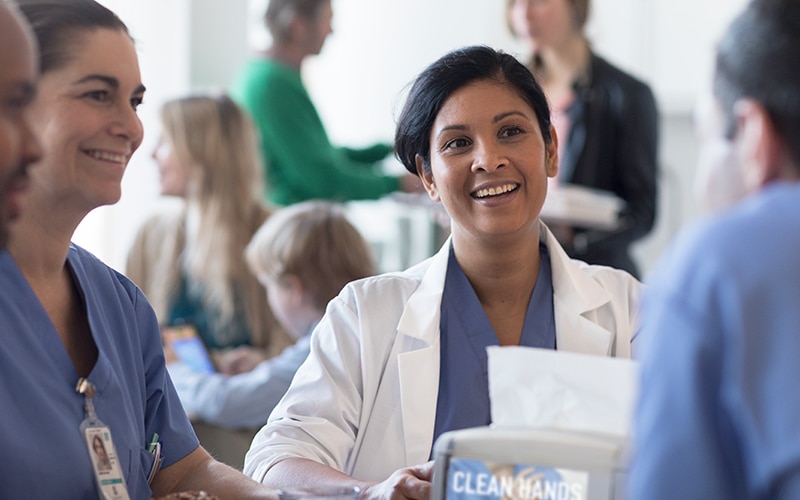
(85, 150, 128, 164)
(472, 183, 519, 199)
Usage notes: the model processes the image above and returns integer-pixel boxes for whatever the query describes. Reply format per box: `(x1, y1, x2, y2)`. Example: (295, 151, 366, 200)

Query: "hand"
(216, 346, 267, 375)
(361, 461, 434, 500)
(163, 343, 178, 365)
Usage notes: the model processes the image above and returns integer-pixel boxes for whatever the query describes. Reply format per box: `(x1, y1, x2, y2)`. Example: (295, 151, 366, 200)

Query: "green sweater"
(230, 58, 399, 206)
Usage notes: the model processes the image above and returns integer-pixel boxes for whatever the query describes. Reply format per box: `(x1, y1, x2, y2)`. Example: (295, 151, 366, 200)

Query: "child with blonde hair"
(168, 200, 376, 430)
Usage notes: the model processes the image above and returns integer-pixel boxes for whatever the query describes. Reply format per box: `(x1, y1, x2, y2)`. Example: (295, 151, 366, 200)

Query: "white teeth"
(474, 183, 517, 198)
(87, 150, 127, 164)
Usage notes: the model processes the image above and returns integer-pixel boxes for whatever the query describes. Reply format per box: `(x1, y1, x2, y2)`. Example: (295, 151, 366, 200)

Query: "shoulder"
(69, 245, 147, 306)
(589, 53, 656, 104)
(128, 205, 185, 256)
(134, 204, 185, 238)
(337, 258, 432, 308)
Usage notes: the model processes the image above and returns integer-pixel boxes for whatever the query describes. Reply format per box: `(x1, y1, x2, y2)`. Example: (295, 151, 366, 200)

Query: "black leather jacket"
(558, 53, 659, 279)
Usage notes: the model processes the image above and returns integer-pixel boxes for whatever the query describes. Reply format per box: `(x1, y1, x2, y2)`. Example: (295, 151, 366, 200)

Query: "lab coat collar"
(396, 239, 451, 346)
(398, 223, 615, 351)
(542, 221, 616, 356)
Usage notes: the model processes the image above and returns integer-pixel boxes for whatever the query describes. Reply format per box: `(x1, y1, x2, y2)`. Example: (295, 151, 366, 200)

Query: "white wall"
(80, 0, 747, 278)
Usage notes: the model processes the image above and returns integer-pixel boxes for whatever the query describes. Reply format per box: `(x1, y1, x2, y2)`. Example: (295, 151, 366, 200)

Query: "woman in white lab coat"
(244, 45, 641, 500)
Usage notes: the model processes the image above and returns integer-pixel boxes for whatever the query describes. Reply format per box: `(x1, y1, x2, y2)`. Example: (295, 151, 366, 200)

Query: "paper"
(487, 346, 639, 439)
(541, 184, 624, 230)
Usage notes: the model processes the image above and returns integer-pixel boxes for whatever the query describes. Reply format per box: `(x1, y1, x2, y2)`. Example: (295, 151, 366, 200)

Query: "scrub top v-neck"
(432, 242, 556, 446)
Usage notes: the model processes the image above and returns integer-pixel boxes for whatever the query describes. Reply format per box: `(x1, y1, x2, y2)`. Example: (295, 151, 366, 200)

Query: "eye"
(84, 90, 110, 102)
(442, 136, 471, 152)
(131, 96, 144, 111)
(499, 125, 525, 139)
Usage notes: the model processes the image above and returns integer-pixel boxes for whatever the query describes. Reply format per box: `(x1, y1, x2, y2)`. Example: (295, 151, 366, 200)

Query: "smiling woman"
(0, 0, 280, 498)
(243, 45, 643, 500)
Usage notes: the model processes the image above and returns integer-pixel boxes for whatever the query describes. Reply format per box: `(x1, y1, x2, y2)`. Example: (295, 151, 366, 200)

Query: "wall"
(82, 0, 746, 278)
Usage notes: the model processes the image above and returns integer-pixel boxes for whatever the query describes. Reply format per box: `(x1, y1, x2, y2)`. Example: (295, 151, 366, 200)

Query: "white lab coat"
(244, 222, 641, 483)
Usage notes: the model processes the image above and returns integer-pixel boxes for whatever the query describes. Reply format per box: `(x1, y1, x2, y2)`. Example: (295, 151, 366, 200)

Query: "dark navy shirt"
(432, 243, 556, 448)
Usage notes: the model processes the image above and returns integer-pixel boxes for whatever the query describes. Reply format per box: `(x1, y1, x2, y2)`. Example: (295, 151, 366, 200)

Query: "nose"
(20, 116, 42, 166)
(471, 140, 507, 173)
(110, 102, 144, 152)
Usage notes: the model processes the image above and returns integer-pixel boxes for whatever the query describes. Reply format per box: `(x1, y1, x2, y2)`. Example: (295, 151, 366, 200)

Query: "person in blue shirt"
(0, 0, 278, 498)
(629, 0, 800, 498)
(167, 200, 376, 430)
(0, 0, 39, 249)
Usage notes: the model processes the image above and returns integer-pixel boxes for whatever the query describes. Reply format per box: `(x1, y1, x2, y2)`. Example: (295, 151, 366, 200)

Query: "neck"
(265, 43, 306, 71)
(451, 227, 542, 309)
(8, 198, 81, 281)
(533, 35, 590, 88)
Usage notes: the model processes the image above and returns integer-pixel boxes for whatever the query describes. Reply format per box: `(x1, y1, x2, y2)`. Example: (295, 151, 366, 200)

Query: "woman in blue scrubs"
(0, 1, 277, 498)
(244, 46, 642, 500)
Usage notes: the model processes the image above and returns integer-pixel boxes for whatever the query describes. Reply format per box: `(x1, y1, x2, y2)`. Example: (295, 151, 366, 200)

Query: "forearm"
(263, 458, 370, 492)
(152, 447, 277, 499)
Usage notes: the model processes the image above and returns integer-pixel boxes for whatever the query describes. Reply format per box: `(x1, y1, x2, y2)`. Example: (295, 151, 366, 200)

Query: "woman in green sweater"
(230, 0, 419, 206)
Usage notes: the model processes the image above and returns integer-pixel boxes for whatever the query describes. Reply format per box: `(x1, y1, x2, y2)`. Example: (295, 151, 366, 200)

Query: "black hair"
(394, 45, 552, 176)
(16, 0, 129, 74)
(714, 0, 800, 168)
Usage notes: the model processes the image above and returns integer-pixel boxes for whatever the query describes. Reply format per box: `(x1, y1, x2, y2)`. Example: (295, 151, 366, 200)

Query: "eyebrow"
(435, 110, 531, 139)
(74, 74, 147, 94)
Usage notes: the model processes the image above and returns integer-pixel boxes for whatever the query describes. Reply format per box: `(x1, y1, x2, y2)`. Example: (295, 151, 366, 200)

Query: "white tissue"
(488, 346, 639, 439)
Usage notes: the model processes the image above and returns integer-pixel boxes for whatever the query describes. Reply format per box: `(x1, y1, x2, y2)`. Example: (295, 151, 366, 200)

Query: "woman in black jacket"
(507, 0, 659, 278)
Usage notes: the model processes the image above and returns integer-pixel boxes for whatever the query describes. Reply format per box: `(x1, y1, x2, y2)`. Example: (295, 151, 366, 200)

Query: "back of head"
(160, 93, 264, 205)
(246, 201, 375, 310)
(16, 0, 129, 74)
(714, 0, 800, 169)
(394, 45, 552, 176)
(265, 0, 328, 43)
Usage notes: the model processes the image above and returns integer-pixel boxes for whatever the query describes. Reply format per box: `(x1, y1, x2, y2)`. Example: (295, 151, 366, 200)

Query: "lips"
(472, 182, 520, 199)
(3, 166, 31, 220)
(85, 149, 129, 164)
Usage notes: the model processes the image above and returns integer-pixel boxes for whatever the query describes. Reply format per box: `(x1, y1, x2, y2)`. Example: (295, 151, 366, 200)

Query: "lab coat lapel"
(396, 239, 450, 465)
(542, 223, 615, 356)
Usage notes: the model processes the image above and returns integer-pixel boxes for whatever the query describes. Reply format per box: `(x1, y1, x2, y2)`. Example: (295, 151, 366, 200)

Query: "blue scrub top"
(0, 247, 198, 499)
(432, 243, 556, 446)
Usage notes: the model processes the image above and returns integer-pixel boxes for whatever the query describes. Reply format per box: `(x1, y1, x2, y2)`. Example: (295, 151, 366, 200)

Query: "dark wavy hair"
(394, 45, 552, 176)
(713, 0, 800, 170)
(16, 0, 130, 74)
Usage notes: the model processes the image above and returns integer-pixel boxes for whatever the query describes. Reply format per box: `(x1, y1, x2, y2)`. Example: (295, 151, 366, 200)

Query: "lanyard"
(76, 377, 131, 500)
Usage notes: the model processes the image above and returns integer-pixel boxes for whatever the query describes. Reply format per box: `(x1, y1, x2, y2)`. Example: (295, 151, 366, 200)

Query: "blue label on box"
(446, 457, 588, 500)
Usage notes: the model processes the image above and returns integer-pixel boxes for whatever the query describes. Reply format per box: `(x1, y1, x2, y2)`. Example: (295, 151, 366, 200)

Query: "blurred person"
(168, 200, 376, 430)
(229, 0, 420, 206)
(0, 0, 40, 249)
(126, 93, 292, 376)
(0, 0, 280, 497)
(507, 0, 659, 278)
(244, 45, 642, 500)
(629, 0, 800, 498)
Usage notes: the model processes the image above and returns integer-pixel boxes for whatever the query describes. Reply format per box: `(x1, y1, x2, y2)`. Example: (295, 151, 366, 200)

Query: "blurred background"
(85, 0, 747, 278)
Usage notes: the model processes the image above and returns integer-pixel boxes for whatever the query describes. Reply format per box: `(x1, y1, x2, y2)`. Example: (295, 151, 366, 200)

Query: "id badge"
(77, 378, 131, 500)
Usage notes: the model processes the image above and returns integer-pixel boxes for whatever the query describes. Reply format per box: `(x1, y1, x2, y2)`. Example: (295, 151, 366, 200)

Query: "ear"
(416, 154, 440, 202)
(734, 99, 789, 188)
(545, 124, 559, 178)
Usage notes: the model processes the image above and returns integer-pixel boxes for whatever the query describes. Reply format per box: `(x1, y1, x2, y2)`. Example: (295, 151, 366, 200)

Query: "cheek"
(0, 126, 13, 174)
(694, 138, 744, 212)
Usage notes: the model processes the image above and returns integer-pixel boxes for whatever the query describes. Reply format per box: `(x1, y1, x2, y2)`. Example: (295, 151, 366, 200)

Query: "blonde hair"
(245, 201, 376, 310)
(159, 93, 270, 343)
